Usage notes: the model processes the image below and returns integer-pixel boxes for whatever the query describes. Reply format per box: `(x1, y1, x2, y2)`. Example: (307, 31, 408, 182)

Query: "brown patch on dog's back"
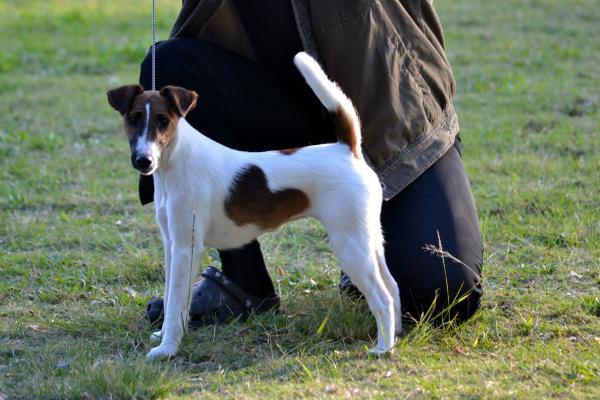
(225, 165, 309, 230)
(278, 147, 301, 155)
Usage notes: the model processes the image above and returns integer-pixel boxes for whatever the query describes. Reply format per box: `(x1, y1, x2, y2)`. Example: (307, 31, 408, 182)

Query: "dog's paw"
(146, 343, 178, 360)
(367, 345, 394, 356)
(150, 331, 162, 342)
(367, 336, 396, 356)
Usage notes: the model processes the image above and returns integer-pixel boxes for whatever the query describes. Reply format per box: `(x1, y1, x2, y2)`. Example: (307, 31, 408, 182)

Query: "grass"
(0, 0, 599, 398)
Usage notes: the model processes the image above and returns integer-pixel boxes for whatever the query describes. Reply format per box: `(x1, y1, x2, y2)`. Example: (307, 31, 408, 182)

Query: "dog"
(107, 52, 401, 359)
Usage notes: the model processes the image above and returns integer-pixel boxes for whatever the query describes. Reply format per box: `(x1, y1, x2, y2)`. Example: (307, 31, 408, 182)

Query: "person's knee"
(409, 251, 483, 323)
(442, 232, 483, 309)
(139, 38, 196, 89)
(450, 286, 482, 322)
(442, 259, 483, 322)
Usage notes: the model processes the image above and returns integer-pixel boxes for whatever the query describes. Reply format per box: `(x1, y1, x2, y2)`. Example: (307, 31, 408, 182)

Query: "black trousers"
(140, 38, 483, 322)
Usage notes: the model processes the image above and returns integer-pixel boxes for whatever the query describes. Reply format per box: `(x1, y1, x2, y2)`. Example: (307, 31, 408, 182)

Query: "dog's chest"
(203, 208, 265, 250)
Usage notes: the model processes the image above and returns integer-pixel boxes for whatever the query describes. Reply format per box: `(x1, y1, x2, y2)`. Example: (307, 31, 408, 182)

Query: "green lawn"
(1, 0, 599, 398)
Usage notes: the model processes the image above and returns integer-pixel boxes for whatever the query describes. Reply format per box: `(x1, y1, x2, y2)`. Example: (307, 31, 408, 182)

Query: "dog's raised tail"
(293, 52, 362, 159)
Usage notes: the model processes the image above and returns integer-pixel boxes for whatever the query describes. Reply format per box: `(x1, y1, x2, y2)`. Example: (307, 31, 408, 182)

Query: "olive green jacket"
(169, 0, 459, 200)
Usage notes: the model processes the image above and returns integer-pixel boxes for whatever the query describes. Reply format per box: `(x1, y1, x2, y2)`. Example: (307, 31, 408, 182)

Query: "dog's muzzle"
(132, 153, 155, 174)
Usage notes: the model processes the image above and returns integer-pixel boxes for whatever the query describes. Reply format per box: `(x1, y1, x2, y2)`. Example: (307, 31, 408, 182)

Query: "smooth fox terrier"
(107, 53, 401, 359)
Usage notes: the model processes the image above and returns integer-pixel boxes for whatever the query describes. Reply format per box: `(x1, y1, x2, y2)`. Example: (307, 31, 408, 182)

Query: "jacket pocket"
(377, 32, 433, 142)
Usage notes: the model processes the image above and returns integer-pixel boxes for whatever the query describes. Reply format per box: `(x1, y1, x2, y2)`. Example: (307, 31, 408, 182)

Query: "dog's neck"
(155, 118, 236, 182)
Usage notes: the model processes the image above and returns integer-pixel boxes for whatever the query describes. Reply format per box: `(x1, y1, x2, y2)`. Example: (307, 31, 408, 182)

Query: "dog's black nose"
(135, 156, 152, 171)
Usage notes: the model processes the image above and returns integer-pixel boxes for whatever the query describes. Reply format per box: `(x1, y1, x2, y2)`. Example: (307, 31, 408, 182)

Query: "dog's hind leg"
(327, 229, 396, 354)
(374, 234, 402, 335)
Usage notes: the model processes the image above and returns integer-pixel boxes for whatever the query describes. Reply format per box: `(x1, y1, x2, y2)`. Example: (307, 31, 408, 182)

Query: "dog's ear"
(106, 84, 144, 115)
(160, 85, 198, 117)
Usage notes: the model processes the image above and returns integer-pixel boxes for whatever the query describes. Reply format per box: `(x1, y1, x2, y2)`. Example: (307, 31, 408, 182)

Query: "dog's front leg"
(150, 195, 171, 342)
(147, 208, 204, 359)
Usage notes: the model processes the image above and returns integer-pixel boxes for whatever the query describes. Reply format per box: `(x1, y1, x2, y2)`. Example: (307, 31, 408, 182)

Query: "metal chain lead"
(151, 0, 157, 91)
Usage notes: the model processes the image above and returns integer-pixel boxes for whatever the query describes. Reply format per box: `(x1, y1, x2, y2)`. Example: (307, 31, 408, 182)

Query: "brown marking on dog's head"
(106, 84, 143, 115)
(160, 85, 198, 117)
(106, 84, 198, 174)
(224, 165, 310, 230)
(278, 147, 302, 155)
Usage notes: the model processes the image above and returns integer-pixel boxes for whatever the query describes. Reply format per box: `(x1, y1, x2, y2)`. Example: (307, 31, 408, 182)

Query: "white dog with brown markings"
(107, 52, 401, 359)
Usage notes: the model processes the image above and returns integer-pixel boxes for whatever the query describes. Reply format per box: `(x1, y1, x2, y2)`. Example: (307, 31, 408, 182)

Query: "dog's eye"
(128, 113, 141, 125)
(157, 116, 170, 130)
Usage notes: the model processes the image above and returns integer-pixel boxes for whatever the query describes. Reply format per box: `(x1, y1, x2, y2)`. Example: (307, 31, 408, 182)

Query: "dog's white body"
(143, 53, 401, 359)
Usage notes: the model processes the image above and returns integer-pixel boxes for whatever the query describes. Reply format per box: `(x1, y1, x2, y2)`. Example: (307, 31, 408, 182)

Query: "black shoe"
(146, 266, 280, 327)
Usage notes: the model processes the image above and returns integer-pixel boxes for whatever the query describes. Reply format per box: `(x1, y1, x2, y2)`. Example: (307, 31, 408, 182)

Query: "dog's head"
(106, 84, 198, 175)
